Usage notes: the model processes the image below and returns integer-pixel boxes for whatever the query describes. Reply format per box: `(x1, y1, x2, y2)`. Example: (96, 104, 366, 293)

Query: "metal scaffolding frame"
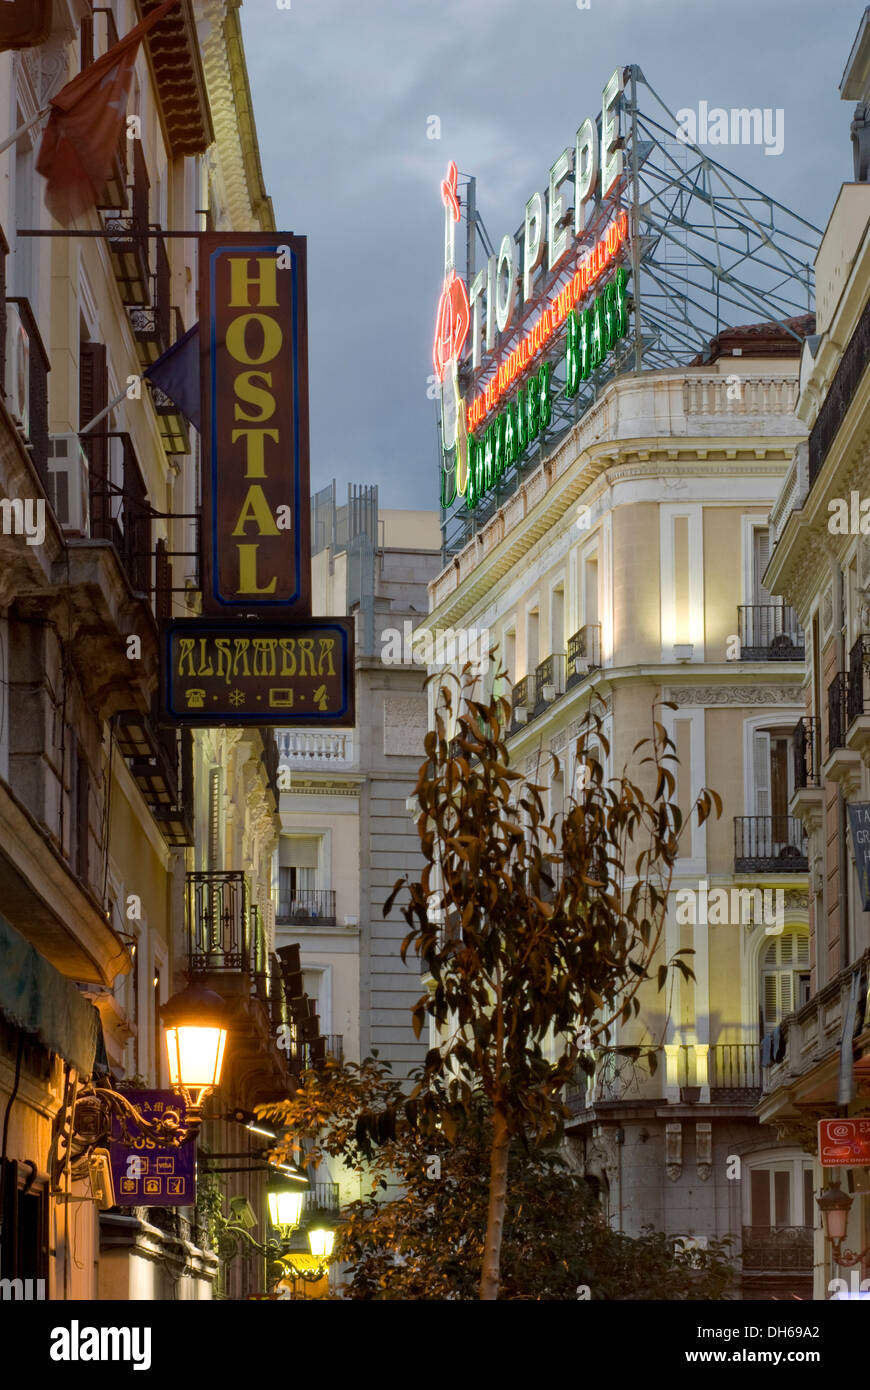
(439, 64, 821, 559)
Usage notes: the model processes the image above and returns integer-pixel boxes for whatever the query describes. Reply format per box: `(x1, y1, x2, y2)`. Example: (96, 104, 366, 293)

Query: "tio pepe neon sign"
(434, 68, 630, 512)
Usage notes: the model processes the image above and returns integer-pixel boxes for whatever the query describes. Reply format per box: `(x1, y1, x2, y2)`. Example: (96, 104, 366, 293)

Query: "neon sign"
(446, 268, 629, 510)
(435, 68, 631, 513)
(466, 210, 628, 431)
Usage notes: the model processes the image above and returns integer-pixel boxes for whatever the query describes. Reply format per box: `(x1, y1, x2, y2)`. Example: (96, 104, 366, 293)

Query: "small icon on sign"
(167, 1178, 185, 1196)
(269, 689, 294, 707)
(143, 1178, 161, 1195)
(156, 1157, 175, 1174)
(120, 1179, 138, 1194)
(186, 688, 206, 708)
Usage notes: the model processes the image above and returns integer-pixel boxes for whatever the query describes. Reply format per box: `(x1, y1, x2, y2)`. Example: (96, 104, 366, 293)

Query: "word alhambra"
(176, 636, 337, 685)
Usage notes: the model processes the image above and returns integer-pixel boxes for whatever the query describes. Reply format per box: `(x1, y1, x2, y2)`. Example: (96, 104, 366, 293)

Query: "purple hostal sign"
(110, 1089, 196, 1206)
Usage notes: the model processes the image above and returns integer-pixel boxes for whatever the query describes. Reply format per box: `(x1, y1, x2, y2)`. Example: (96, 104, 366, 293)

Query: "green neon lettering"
(538, 362, 552, 429)
(565, 310, 580, 397)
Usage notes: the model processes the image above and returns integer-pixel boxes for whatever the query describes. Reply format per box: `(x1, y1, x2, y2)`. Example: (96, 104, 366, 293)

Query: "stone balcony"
(760, 948, 870, 1115)
(276, 729, 355, 770)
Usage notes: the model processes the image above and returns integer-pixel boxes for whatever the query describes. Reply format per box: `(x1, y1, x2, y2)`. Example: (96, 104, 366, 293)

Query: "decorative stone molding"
(783, 889, 810, 913)
(666, 686, 803, 706)
(770, 1109, 829, 1155)
(696, 1122, 712, 1181)
(666, 1122, 683, 1181)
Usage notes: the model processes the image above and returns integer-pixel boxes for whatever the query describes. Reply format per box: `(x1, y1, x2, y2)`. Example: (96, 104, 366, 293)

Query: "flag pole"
(80, 387, 133, 435)
(0, 106, 52, 159)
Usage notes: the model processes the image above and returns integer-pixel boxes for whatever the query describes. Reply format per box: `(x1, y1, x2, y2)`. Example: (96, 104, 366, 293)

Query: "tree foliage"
(258, 1058, 735, 1301)
(381, 675, 720, 1297)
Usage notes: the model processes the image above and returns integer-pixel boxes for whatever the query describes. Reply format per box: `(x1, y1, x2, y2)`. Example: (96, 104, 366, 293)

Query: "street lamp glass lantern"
(817, 1183, 852, 1245)
(161, 984, 228, 1111)
(267, 1177, 305, 1235)
(308, 1227, 334, 1259)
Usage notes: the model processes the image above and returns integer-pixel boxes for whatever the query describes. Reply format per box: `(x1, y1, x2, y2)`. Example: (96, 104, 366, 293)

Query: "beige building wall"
(427, 349, 814, 1293)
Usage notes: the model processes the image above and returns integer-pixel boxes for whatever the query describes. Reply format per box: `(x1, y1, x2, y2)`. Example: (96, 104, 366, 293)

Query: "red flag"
(36, 0, 180, 224)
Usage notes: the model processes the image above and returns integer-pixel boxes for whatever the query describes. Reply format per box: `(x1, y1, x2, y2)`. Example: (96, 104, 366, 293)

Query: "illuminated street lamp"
(308, 1227, 335, 1259)
(65, 983, 228, 1172)
(266, 1170, 307, 1236)
(161, 983, 228, 1118)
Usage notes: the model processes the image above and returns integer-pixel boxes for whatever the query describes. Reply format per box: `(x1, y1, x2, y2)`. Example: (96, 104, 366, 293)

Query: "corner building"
(427, 324, 816, 1298)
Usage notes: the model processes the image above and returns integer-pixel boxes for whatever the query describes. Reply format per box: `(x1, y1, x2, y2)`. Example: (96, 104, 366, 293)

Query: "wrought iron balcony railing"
(116, 708, 193, 847)
(534, 653, 566, 708)
(828, 671, 848, 755)
(82, 431, 151, 595)
(512, 674, 532, 710)
(808, 288, 870, 489)
(567, 624, 601, 686)
(741, 1226, 814, 1272)
(186, 871, 251, 973)
(104, 138, 150, 305)
(737, 605, 804, 660)
(792, 716, 820, 791)
(276, 889, 337, 926)
(847, 634, 870, 725)
(733, 816, 808, 873)
(128, 230, 172, 364)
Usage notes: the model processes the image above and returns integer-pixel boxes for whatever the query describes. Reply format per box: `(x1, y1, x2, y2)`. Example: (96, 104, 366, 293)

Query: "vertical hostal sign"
(199, 234, 311, 614)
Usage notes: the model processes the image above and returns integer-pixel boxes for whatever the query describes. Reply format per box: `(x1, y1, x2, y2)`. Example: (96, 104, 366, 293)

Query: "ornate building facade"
(426, 329, 816, 1297)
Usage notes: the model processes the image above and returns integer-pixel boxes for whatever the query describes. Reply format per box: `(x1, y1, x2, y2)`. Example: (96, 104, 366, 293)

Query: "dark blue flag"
(144, 323, 200, 431)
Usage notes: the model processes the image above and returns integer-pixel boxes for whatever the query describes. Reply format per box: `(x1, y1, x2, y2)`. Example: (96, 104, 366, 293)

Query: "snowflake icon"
(228, 689, 246, 707)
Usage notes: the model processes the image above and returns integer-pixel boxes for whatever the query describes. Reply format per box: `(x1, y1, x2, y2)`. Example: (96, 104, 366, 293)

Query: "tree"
(258, 1057, 735, 1300)
(381, 676, 720, 1299)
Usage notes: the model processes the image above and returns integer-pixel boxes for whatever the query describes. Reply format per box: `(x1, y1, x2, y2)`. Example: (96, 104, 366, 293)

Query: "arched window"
(761, 928, 810, 1030)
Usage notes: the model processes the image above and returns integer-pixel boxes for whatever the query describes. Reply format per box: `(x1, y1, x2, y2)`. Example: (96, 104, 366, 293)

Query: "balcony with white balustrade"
(276, 729, 356, 774)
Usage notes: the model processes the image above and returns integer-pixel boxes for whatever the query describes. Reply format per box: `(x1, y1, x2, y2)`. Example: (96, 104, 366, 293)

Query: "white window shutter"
(753, 527, 773, 606)
(763, 972, 779, 1029)
(753, 730, 771, 820)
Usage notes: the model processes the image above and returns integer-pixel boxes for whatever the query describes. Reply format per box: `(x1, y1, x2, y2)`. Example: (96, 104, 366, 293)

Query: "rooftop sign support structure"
(436, 63, 821, 559)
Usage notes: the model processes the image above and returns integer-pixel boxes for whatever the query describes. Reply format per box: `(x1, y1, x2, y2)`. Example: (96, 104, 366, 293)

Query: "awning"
(0, 911, 100, 1074)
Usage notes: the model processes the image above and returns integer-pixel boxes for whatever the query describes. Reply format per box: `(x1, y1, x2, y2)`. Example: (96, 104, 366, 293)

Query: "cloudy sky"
(239, 0, 865, 512)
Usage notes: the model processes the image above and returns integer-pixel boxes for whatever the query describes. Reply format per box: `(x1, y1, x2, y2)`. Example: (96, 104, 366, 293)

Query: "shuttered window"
(762, 929, 810, 1030)
(752, 526, 773, 606)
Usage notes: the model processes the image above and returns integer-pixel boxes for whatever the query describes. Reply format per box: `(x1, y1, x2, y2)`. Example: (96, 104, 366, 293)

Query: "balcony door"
(752, 728, 796, 857)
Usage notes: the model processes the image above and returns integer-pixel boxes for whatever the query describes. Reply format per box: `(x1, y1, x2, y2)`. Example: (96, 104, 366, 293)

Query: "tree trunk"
(480, 1107, 510, 1300)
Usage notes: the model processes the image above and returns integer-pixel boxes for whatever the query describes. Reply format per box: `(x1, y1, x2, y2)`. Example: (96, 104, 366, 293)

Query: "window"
(748, 1158, 814, 1229)
(550, 584, 564, 655)
(761, 929, 810, 1030)
(751, 525, 774, 607)
(526, 608, 539, 677)
(583, 554, 599, 628)
(752, 727, 794, 838)
(0, 1160, 48, 1288)
(279, 836, 323, 919)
